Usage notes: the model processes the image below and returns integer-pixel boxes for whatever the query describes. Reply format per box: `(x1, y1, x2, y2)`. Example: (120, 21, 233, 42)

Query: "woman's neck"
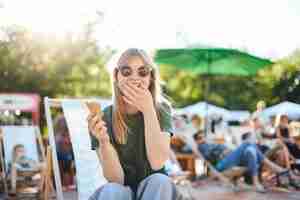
(124, 104, 139, 114)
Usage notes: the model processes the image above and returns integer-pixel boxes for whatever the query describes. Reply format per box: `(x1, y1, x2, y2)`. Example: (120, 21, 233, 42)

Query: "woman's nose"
(128, 78, 142, 87)
(128, 76, 141, 83)
(130, 71, 140, 79)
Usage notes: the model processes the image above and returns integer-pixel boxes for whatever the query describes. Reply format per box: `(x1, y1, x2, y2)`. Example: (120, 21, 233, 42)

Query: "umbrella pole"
(204, 51, 211, 136)
(202, 77, 208, 136)
(206, 77, 210, 136)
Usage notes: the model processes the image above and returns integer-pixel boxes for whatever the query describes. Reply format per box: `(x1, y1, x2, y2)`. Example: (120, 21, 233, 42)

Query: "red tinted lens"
(119, 66, 132, 77)
(138, 66, 150, 77)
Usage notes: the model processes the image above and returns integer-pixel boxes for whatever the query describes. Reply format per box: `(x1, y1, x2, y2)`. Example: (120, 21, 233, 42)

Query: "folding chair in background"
(0, 125, 49, 199)
(44, 97, 107, 200)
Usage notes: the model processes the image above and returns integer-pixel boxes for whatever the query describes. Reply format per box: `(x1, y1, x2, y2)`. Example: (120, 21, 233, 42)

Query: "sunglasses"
(118, 65, 152, 78)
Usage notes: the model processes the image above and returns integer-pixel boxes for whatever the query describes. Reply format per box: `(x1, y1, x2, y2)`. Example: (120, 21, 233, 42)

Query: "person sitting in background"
(9, 144, 46, 194)
(194, 130, 288, 193)
(276, 114, 294, 144)
(289, 136, 300, 174)
(242, 115, 300, 188)
(54, 114, 75, 191)
(181, 115, 202, 153)
(252, 100, 268, 125)
(276, 115, 300, 175)
(191, 115, 202, 131)
(242, 116, 283, 161)
(246, 115, 271, 154)
(172, 114, 202, 154)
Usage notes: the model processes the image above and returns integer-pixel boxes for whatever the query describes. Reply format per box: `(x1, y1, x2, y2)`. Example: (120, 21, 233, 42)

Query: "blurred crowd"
(167, 100, 300, 192)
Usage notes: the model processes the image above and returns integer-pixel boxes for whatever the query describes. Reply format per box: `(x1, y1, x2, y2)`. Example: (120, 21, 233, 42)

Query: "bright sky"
(1, 0, 300, 59)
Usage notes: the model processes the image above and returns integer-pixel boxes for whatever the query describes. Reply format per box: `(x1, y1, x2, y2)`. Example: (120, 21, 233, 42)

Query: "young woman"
(87, 48, 177, 200)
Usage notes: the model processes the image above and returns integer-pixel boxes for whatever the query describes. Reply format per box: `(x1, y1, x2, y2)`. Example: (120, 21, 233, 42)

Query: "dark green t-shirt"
(91, 103, 173, 191)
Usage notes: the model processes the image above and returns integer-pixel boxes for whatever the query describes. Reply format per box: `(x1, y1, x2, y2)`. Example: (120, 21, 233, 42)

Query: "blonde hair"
(256, 100, 266, 110)
(109, 48, 167, 144)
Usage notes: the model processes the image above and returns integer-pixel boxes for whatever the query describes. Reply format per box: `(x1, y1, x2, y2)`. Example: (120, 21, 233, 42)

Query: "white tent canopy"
(262, 101, 300, 120)
(176, 102, 230, 119)
(227, 110, 251, 122)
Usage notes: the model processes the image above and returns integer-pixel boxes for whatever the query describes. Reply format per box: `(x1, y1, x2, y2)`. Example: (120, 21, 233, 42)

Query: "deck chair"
(44, 98, 107, 200)
(183, 136, 247, 187)
(0, 129, 8, 195)
(200, 154, 246, 189)
(0, 125, 47, 199)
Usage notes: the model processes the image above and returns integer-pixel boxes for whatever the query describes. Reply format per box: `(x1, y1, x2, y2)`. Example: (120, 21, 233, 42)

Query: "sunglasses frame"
(118, 65, 152, 78)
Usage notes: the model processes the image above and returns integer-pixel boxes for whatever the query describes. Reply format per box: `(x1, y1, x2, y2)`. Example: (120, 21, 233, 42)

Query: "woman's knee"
(101, 183, 131, 198)
(90, 183, 132, 200)
(145, 173, 173, 186)
(137, 174, 177, 200)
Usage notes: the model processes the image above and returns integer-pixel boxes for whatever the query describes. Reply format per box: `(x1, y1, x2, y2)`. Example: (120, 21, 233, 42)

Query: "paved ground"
(1, 181, 298, 200)
(62, 181, 300, 200)
(63, 191, 77, 200)
(177, 181, 300, 200)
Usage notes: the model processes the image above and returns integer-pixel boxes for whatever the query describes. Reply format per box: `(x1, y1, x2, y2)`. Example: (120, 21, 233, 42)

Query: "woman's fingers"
(127, 82, 142, 94)
(94, 123, 109, 143)
(122, 85, 137, 103)
(99, 126, 108, 136)
(118, 79, 129, 92)
(92, 121, 107, 136)
(122, 95, 134, 106)
(123, 84, 138, 98)
(87, 114, 110, 144)
(88, 114, 105, 132)
(94, 120, 106, 131)
(90, 116, 99, 130)
(140, 82, 148, 90)
(93, 120, 106, 132)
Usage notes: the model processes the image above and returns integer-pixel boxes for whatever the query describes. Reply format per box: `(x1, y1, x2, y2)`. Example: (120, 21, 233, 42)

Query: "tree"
(256, 49, 300, 105)
(0, 24, 113, 98)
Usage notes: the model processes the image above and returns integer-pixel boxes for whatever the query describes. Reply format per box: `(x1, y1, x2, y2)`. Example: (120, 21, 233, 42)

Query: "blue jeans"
(216, 143, 264, 176)
(89, 174, 177, 200)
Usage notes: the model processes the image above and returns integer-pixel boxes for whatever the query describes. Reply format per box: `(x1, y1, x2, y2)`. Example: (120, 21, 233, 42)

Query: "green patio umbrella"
(154, 48, 273, 76)
(154, 48, 273, 134)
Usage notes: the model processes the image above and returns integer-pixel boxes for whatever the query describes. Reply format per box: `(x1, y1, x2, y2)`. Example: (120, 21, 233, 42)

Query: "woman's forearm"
(97, 143, 124, 184)
(143, 106, 170, 170)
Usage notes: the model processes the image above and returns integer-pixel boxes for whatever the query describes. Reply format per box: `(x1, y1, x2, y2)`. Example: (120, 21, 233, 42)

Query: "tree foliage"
(1, 24, 299, 112)
(0, 24, 112, 98)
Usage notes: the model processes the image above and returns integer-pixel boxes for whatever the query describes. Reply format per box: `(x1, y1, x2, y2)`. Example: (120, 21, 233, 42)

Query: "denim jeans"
(89, 173, 177, 200)
(216, 143, 264, 176)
